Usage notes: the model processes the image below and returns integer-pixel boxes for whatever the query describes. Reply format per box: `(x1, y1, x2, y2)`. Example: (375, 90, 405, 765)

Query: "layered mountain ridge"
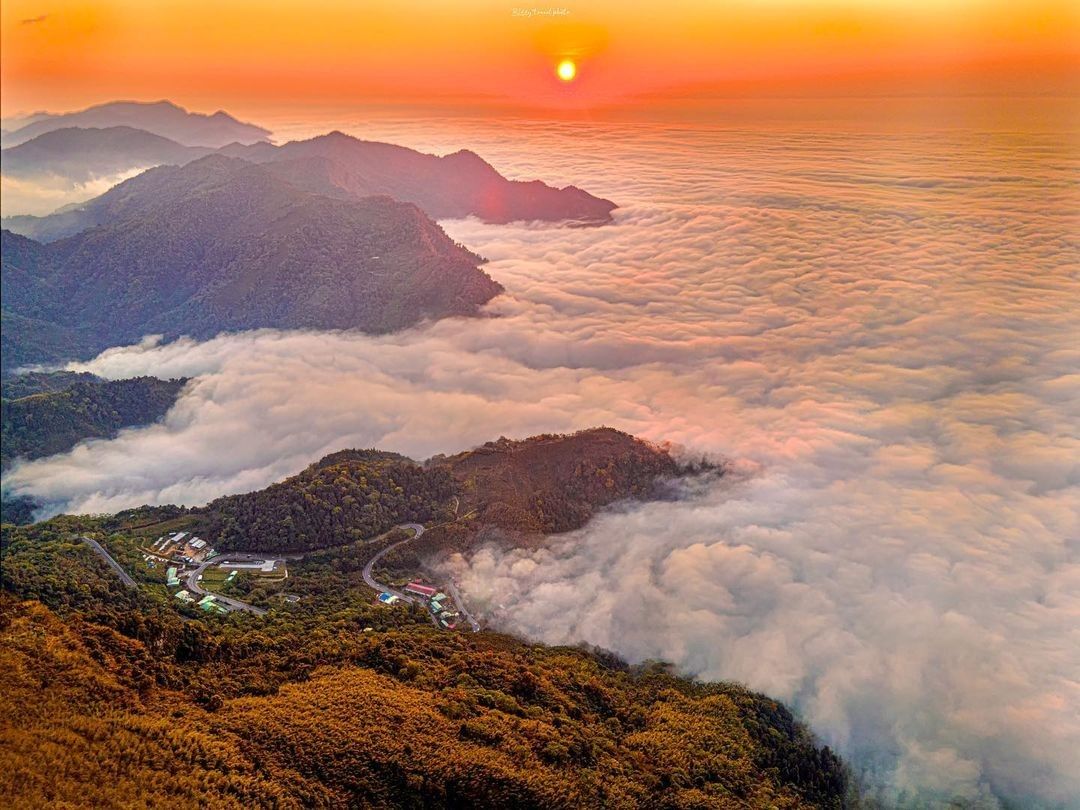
(1, 374, 187, 465)
(218, 131, 617, 224)
(4, 124, 617, 232)
(1, 155, 503, 371)
(0, 126, 212, 183)
(1, 99, 270, 148)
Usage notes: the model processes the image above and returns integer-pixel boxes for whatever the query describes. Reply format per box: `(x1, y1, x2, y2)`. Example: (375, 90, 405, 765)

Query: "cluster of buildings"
(148, 531, 237, 613)
(406, 581, 461, 629)
(173, 590, 229, 614)
(151, 531, 215, 564)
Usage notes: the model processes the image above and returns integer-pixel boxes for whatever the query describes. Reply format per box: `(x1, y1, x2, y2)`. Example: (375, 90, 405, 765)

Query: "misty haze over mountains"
(1, 126, 213, 183)
(1, 102, 615, 372)
(0, 99, 270, 148)
(1, 100, 616, 224)
(1, 155, 503, 370)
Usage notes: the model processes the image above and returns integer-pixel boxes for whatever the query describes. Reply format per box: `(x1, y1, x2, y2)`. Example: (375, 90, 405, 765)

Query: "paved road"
(361, 523, 425, 602)
(81, 537, 136, 588)
(445, 578, 481, 633)
(362, 523, 479, 632)
(185, 560, 268, 615)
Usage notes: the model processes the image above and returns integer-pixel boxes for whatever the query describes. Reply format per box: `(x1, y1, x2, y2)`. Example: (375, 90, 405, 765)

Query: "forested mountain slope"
(197, 429, 683, 552)
(0, 511, 851, 809)
(439, 427, 684, 533)
(1, 374, 186, 464)
(200, 450, 456, 552)
(0, 370, 100, 398)
(1, 155, 503, 370)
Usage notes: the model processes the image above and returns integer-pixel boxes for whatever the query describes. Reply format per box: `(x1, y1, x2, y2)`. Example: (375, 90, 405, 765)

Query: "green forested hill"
(0, 514, 851, 809)
(1, 373, 186, 464)
(197, 429, 687, 552)
(0, 370, 100, 398)
(438, 427, 685, 534)
(200, 449, 456, 552)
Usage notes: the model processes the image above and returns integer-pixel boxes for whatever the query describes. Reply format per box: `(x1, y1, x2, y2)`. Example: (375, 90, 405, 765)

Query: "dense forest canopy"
(0, 370, 99, 398)
(1, 372, 186, 465)
(200, 449, 456, 552)
(0, 510, 851, 809)
(439, 428, 686, 534)
(197, 428, 694, 553)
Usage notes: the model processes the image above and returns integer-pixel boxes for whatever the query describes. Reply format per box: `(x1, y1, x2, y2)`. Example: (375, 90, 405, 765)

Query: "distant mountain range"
(0, 100, 270, 148)
(218, 132, 617, 224)
(1, 126, 211, 183)
(4, 127, 616, 227)
(0, 101, 614, 386)
(1, 155, 503, 371)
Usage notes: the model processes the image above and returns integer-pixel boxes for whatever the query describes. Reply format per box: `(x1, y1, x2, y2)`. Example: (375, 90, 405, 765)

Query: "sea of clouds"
(3, 119, 1078, 806)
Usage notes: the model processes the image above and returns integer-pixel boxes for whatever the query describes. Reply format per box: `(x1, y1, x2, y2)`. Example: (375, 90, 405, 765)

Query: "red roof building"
(405, 582, 437, 597)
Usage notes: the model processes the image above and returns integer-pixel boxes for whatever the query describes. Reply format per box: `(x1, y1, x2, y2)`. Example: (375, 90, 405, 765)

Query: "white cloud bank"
(4, 121, 1078, 806)
(1, 167, 148, 217)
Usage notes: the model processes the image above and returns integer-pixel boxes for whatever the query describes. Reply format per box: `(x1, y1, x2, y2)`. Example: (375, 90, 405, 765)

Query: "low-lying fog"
(1, 166, 148, 216)
(4, 120, 1078, 807)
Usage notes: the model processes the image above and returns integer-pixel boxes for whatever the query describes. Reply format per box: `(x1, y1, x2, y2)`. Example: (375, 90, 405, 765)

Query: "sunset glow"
(556, 59, 577, 83)
(1, 0, 1077, 117)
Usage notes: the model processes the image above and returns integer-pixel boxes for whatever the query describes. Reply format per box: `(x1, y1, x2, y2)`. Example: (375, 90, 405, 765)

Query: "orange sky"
(1, 1, 1077, 119)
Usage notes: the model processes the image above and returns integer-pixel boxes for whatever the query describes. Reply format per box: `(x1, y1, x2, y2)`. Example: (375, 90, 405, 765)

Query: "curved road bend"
(81, 537, 137, 588)
(362, 523, 425, 602)
(185, 560, 268, 615)
(362, 523, 480, 632)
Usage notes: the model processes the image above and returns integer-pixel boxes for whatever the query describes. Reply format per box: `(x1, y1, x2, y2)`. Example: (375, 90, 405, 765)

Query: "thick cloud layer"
(4, 121, 1078, 806)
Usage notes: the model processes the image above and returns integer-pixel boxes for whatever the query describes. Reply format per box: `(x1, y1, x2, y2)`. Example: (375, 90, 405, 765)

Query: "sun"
(556, 59, 577, 82)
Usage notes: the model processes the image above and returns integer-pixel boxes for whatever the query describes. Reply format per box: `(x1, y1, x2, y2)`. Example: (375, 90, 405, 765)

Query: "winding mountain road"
(78, 522, 473, 628)
(362, 523, 425, 602)
(81, 537, 136, 588)
(185, 560, 268, 615)
(361, 523, 479, 632)
(445, 578, 481, 633)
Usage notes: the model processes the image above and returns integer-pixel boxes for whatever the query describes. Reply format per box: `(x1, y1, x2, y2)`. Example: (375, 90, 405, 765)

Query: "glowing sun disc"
(556, 59, 577, 82)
